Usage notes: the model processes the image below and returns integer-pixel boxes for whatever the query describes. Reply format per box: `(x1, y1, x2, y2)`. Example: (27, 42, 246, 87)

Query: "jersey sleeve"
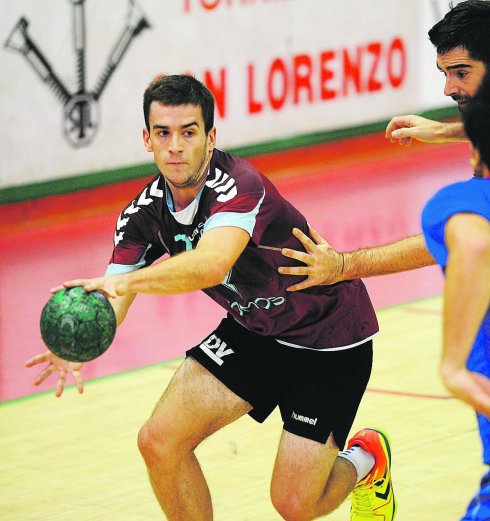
(106, 188, 167, 276)
(421, 179, 489, 268)
(203, 161, 267, 242)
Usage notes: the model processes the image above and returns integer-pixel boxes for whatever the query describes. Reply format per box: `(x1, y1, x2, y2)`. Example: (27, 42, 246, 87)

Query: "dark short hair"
(143, 75, 215, 133)
(429, 0, 490, 65)
(463, 70, 490, 167)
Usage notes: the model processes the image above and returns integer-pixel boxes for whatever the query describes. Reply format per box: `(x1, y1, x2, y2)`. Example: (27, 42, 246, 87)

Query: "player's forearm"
(437, 121, 468, 143)
(341, 234, 435, 280)
(106, 228, 248, 297)
(110, 293, 136, 326)
(122, 249, 226, 295)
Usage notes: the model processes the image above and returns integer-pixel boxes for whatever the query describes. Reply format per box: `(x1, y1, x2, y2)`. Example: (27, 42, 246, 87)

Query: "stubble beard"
(167, 142, 211, 190)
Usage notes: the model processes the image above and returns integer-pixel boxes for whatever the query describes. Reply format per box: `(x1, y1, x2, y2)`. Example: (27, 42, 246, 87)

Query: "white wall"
(0, 0, 454, 189)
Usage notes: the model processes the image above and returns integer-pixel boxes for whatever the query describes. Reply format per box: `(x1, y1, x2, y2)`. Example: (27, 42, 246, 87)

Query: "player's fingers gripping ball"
(40, 286, 116, 362)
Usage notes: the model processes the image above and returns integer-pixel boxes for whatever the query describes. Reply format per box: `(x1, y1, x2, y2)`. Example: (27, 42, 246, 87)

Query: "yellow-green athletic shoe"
(347, 428, 397, 520)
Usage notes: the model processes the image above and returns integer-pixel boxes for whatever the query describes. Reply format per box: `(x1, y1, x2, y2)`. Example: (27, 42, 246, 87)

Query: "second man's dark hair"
(429, 0, 490, 65)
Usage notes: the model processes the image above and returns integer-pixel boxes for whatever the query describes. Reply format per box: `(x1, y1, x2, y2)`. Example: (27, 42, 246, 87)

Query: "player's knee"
(270, 488, 312, 521)
(137, 421, 162, 464)
(137, 419, 184, 468)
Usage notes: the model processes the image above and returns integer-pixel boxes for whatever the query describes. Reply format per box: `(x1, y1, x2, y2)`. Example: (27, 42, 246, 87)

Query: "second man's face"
(437, 46, 487, 109)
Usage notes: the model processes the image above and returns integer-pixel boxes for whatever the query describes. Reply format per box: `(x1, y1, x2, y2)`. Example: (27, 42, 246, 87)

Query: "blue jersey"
(107, 148, 378, 351)
(422, 177, 490, 465)
(421, 177, 489, 358)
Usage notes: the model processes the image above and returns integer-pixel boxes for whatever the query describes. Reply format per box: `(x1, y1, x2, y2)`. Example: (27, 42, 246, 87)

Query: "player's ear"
(470, 146, 481, 170)
(143, 127, 153, 152)
(471, 146, 490, 178)
(207, 127, 216, 153)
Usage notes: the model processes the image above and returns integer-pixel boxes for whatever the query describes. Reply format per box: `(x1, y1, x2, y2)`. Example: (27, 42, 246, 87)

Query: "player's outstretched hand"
(51, 275, 129, 299)
(385, 114, 449, 145)
(279, 226, 344, 291)
(25, 351, 84, 398)
(442, 367, 490, 418)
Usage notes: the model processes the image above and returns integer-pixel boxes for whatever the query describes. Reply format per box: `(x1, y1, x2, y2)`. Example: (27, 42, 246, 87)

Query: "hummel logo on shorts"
(291, 411, 318, 425)
(199, 334, 234, 366)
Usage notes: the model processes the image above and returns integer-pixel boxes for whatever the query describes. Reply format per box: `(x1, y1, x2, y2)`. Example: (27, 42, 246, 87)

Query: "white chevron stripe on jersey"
(149, 178, 164, 197)
(214, 177, 235, 193)
(137, 188, 153, 206)
(217, 187, 237, 202)
(114, 230, 124, 246)
(117, 179, 164, 239)
(206, 168, 237, 202)
(117, 214, 129, 229)
(206, 168, 227, 188)
(125, 201, 140, 214)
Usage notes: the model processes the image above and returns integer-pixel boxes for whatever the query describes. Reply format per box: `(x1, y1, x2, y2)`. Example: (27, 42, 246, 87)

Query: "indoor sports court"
(0, 134, 484, 520)
(1, 0, 487, 520)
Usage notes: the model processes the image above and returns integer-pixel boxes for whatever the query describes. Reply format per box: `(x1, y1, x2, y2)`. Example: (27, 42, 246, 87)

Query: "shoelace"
(351, 486, 375, 516)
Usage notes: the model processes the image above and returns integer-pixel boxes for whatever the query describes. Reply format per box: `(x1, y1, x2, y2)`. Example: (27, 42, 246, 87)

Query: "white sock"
(338, 445, 375, 482)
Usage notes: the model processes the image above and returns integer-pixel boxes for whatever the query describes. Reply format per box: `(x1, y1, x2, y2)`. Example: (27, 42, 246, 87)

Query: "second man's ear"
(470, 146, 481, 170)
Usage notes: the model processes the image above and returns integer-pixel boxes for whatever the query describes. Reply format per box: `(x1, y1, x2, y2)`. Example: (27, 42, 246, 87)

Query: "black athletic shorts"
(186, 315, 373, 449)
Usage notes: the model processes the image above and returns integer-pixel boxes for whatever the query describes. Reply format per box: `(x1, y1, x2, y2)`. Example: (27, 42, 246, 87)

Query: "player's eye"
(456, 70, 468, 79)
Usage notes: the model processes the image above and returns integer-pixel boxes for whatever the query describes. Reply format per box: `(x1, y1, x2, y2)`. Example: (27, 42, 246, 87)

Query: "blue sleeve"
(421, 179, 490, 268)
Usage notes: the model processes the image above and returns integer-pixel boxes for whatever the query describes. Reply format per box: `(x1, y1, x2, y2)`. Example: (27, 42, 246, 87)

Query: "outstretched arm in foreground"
(57, 227, 249, 298)
(441, 213, 490, 417)
(27, 227, 249, 396)
(279, 226, 435, 291)
(385, 114, 467, 146)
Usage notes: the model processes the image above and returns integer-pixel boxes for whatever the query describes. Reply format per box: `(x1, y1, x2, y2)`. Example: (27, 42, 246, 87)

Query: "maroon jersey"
(107, 149, 378, 350)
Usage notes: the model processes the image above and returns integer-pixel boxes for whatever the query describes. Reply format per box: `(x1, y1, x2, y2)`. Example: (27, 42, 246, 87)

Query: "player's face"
(143, 102, 216, 190)
(437, 47, 486, 110)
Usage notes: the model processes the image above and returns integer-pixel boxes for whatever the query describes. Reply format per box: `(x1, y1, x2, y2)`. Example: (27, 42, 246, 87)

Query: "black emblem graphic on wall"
(4, 0, 150, 148)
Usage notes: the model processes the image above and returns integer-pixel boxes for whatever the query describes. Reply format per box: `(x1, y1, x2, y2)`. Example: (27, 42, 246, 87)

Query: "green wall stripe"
(0, 162, 158, 204)
(0, 105, 459, 204)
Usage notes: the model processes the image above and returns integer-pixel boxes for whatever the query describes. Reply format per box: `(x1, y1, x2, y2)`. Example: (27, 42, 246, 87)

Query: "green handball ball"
(40, 286, 116, 362)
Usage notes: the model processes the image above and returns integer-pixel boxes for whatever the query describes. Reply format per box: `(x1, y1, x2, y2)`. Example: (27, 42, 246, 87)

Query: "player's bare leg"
(271, 431, 357, 520)
(137, 357, 251, 521)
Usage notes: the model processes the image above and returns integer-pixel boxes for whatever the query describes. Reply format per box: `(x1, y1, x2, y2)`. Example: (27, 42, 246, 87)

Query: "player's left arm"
(279, 226, 435, 291)
(61, 226, 250, 297)
(440, 212, 490, 416)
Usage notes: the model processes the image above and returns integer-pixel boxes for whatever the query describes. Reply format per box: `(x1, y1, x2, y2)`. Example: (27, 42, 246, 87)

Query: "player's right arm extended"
(385, 114, 467, 145)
